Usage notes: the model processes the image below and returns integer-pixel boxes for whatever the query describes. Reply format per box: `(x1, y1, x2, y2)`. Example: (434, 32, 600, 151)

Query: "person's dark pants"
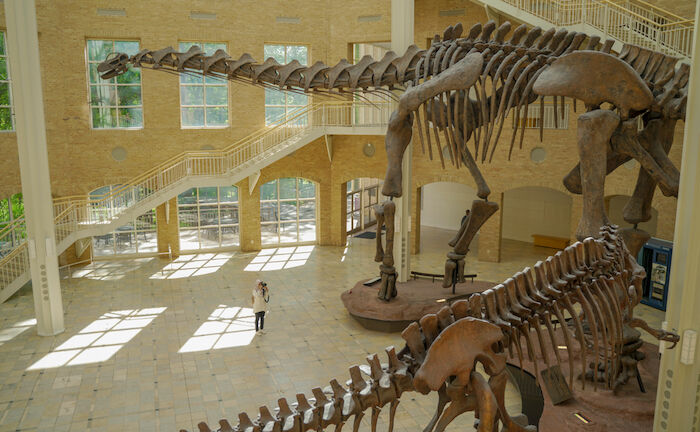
(255, 311, 265, 331)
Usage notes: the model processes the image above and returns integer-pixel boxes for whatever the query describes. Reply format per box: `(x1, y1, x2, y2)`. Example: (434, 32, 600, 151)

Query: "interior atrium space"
(1, 0, 699, 431)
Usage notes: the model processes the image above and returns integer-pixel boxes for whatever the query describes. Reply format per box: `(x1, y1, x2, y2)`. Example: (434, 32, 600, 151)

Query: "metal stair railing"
(0, 100, 394, 301)
(492, 0, 694, 59)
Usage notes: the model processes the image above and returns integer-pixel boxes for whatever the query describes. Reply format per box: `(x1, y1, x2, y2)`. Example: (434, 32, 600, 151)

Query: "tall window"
(346, 178, 381, 234)
(179, 42, 229, 128)
(263, 45, 308, 125)
(178, 186, 239, 250)
(260, 178, 316, 245)
(352, 43, 389, 126)
(91, 210, 157, 257)
(0, 31, 13, 131)
(87, 40, 143, 129)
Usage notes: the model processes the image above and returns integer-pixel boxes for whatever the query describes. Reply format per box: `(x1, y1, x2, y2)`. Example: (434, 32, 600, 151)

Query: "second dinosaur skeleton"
(184, 225, 679, 432)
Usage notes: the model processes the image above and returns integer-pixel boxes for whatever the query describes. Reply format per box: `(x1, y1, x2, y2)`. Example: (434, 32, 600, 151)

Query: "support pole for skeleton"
(391, 0, 414, 286)
(376, 200, 397, 301)
(443, 200, 499, 288)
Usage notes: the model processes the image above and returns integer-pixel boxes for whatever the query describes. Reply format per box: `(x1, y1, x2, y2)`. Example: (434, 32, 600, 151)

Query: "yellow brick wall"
(156, 198, 180, 258)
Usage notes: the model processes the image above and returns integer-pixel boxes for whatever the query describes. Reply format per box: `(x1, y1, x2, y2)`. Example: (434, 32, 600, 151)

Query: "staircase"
(478, 0, 694, 61)
(0, 101, 393, 303)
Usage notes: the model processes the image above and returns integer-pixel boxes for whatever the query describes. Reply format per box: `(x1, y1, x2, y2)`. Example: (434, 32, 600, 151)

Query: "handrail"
(85, 101, 327, 203)
(597, 0, 692, 27)
(0, 218, 25, 242)
(611, 0, 688, 23)
(1, 242, 27, 262)
(494, 0, 694, 59)
(0, 101, 394, 287)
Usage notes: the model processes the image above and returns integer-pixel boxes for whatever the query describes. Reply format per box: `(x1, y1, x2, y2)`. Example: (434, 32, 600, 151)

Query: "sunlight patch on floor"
(150, 253, 233, 279)
(244, 246, 314, 271)
(341, 240, 349, 262)
(178, 305, 256, 353)
(0, 318, 37, 347)
(27, 308, 166, 370)
(70, 258, 155, 281)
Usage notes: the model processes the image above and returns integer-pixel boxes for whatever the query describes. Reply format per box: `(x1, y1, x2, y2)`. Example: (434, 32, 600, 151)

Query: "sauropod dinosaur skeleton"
(180, 225, 679, 432)
(99, 20, 688, 302)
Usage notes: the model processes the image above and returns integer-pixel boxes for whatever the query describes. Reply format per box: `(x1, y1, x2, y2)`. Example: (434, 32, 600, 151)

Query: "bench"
(531, 234, 570, 250)
(411, 271, 477, 283)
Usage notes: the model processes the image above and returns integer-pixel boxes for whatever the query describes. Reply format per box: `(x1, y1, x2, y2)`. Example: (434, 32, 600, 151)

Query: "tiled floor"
(0, 227, 664, 431)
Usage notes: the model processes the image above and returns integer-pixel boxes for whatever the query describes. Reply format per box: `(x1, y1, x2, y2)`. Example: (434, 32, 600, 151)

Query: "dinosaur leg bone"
(575, 109, 620, 240)
(489, 370, 537, 432)
(377, 201, 396, 301)
(433, 383, 477, 432)
(442, 200, 499, 288)
(611, 119, 679, 197)
(623, 118, 677, 224)
(382, 53, 484, 198)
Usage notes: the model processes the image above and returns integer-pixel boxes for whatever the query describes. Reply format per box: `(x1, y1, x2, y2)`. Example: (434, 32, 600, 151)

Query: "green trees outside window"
(263, 45, 308, 126)
(260, 178, 316, 245)
(0, 32, 14, 131)
(87, 40, 143, 129)
(0, 193, 23, 226)
(177, 186, 239, 250)
(179, 42, 229, 128)
(0, 193, 25, 257)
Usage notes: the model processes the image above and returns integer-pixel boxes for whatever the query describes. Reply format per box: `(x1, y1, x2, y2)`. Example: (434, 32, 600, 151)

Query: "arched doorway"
(419, 182, 478, 254)
(502, 186, 572, 244)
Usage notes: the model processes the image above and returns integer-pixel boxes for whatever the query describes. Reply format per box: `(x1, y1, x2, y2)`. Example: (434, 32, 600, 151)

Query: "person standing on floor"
(252, 279, 269, 334)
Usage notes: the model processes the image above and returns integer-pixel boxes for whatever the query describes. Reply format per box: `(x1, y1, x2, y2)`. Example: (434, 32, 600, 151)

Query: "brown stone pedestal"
(515, 328, 660, 431)
(341, 278, 496, 332)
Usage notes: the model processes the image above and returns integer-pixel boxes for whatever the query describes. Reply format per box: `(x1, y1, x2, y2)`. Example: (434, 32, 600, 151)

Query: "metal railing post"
(604, 3, 610, 36)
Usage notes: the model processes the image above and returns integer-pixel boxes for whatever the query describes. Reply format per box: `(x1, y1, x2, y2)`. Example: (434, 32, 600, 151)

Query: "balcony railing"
(0, 101, 394, 301)
(495, 0, 694, 59)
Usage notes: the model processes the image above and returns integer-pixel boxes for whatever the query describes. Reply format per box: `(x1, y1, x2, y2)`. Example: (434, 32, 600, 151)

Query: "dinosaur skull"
(97, 52, 131, 80)
(413, 317, 506, 394)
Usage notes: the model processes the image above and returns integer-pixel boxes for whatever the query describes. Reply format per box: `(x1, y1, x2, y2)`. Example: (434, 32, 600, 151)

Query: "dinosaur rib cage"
(187, 225, 640, 432)
(104, 20, 689, 170)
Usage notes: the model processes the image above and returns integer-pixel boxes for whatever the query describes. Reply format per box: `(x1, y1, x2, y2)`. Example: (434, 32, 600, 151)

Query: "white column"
(5, 0, 64, 335)
(653, 3, 700, 431)
(391, 0, 414, 283)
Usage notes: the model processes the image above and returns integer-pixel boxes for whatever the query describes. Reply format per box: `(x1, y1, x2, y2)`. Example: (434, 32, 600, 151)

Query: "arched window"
(89, 185, 157, 257)
(177, 186, 239, 250)
(260, 178, 316, 245)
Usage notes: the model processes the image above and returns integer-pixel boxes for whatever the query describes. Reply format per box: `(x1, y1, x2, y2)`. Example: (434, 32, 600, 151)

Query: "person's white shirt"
(252, 286, 268, 313)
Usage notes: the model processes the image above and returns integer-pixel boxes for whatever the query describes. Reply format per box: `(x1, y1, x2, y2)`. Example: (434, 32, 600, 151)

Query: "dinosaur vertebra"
(182, 225, 679, 432)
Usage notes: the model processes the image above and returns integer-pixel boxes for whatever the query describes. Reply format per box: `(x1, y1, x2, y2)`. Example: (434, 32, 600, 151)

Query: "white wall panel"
(421, 182, 478, 230)
(502, 187, 572, 242)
